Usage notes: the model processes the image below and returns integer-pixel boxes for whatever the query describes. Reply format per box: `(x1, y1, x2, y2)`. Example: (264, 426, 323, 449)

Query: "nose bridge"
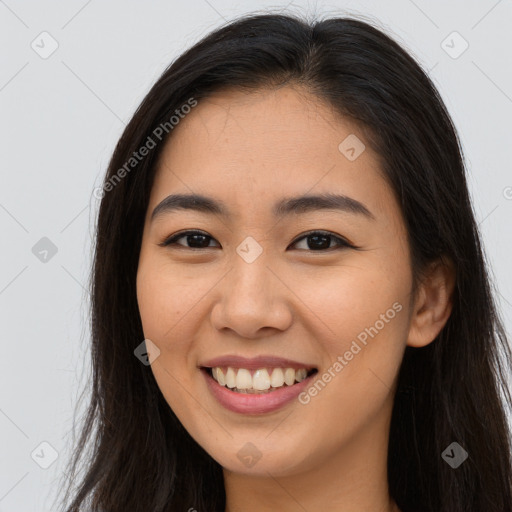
(211, 241, 292, 337)
(229, 244, 275, 311)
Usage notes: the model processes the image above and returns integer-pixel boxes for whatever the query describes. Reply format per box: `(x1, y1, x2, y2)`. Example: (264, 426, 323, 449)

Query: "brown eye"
(290, 231, 353, 251)
(160, 230, 220, 249)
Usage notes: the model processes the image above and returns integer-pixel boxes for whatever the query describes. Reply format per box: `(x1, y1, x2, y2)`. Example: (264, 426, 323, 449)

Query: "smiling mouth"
(201, 366, 318, 394)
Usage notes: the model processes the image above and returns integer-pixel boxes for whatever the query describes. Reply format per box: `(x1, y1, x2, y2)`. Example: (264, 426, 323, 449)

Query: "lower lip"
(201, 368, 316, 415)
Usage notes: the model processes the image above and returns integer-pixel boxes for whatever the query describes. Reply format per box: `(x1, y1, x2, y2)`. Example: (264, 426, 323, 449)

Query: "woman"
(57, 12, 512, 512)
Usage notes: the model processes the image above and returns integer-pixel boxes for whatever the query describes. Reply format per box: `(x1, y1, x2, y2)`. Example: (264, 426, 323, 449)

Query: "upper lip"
(199, 355, 317, 371)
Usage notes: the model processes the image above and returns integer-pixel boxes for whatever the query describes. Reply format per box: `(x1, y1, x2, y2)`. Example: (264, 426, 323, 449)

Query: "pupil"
(188, 234, 209, 248)
(308, 234, 330, 250)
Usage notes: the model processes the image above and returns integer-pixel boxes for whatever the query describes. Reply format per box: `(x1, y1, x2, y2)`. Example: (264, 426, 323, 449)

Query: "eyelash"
(159, 229, 357, 252)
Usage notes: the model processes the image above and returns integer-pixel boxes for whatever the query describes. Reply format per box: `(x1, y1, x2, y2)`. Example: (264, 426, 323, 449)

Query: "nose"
(210, 251, 293, 339)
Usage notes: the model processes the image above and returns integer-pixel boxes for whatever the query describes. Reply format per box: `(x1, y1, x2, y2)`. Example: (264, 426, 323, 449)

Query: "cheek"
(136, 258, 203, 417)
(137, 271, 176, 341)
(136, 256, 203, 343)
(290, 274, 408, 448)
(297, 260, 409, 348)
(294, 258, 411, 422)
(135, 254, 218, 402)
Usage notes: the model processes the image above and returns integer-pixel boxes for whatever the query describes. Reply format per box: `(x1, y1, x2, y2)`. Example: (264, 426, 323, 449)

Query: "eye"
(288, 230, 355, 251)
(159, 229, 356, 251)
(159, 230, 220, 249)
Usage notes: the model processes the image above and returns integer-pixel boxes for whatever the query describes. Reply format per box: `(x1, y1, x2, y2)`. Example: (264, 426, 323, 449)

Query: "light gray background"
(1, 1, 511, 510)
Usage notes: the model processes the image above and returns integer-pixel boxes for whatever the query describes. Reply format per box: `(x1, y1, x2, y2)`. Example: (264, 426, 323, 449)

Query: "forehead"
(149, 86, 396, 223)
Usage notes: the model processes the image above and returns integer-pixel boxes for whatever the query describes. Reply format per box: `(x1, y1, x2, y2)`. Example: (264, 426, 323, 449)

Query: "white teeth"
(216, 368, 226, 386)
(252, 369, 271, 390)
(284, 368, 296, 386)
(225, 367, 236, 388)
(209, 366, 313, 392)
(270, 367, 284, 387)
(296, 368, 307, 382)
(235, 368, 252, 389)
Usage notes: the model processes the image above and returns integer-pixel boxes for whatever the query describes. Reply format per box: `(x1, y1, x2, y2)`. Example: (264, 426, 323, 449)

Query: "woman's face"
(136, 85, 415, 476)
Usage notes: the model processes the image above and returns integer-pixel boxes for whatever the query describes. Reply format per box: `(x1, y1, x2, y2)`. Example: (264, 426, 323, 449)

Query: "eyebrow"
(151, 192, 375, 222)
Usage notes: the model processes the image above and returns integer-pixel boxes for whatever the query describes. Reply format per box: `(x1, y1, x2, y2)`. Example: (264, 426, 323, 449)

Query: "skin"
(136, 85, 455, 512)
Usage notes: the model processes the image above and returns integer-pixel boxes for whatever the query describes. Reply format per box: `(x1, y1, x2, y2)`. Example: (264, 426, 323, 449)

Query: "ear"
(407, 256, 456, 348)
